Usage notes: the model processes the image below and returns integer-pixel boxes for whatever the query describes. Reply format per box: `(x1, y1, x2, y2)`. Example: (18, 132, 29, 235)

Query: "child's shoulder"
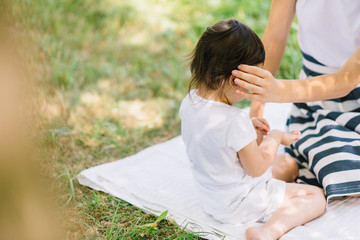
(180, 90, 249, 119)
(228, 107, 251, 122)
(210, 105, 251, 127)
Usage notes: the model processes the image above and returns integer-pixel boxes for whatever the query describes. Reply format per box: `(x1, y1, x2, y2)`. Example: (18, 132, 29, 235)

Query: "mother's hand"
(232, 64, 285, 103)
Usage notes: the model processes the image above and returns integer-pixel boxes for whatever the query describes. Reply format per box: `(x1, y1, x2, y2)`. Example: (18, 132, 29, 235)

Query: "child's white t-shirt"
(179, 90, 285, 224)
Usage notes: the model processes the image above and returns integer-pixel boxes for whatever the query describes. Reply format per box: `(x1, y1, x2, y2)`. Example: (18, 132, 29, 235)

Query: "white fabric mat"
(78, 103, 360, 240)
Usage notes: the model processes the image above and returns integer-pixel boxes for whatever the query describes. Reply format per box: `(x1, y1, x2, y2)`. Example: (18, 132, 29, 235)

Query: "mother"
(233, 0, 360, 200)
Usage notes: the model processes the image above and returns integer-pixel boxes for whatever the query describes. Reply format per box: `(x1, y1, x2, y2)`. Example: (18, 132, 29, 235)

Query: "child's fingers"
(255, 127, 268, 136)
(258, 118, 270, 130)
(253, 118, 270, 132)
(259, 125, 270, 133)
(260, 129, 269, 135)
(254, 125, 269, 135)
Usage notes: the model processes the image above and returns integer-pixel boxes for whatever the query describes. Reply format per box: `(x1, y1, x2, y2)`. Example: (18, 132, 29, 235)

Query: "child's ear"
(228, 75, 236, 87)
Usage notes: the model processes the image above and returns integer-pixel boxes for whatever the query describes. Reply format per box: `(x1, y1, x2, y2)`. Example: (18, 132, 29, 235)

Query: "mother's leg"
(287, 114, 360, 198)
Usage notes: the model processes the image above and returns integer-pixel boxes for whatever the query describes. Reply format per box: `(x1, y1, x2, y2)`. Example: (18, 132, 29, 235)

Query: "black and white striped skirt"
(285, 51, 360, 201)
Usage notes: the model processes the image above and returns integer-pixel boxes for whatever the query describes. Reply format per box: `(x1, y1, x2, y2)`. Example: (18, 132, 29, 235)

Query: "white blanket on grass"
(78, 103, 360, 240)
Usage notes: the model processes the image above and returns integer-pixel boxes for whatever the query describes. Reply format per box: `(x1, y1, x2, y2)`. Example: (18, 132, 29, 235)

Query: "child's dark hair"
(189, 19, 265, 95)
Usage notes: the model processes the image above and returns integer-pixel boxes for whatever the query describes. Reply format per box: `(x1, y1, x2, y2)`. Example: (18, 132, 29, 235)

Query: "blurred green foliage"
(29, 0, 300, 92)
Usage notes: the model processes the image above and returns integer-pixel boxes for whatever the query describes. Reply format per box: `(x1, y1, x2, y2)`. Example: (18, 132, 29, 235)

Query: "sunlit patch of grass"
(23, 0, 303, 238)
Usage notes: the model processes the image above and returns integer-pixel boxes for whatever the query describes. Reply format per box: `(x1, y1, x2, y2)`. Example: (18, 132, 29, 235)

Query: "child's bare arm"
(237, 130, 299, 177)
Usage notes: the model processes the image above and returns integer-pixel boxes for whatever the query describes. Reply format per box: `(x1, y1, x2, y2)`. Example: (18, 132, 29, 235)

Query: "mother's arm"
(237, 0, 360, 106)
(233, 46, 360, 103)
(249, 0, 296, 118)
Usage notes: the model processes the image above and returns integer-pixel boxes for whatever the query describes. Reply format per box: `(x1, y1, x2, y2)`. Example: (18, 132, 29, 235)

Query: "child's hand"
(251, 117, 270, 136)
(281, 130, 300, 146)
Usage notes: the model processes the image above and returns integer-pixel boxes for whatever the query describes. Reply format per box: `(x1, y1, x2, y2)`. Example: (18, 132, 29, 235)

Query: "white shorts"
(206, 177, 286, 225)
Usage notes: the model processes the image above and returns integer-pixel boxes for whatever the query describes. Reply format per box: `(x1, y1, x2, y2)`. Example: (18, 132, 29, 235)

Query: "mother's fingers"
(232, 70, 263, 86)
(234, 78, 262, 94)
(237, 64, 271, 78)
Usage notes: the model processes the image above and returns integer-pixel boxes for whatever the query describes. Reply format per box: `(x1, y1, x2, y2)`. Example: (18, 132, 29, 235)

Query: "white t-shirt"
(296, 0, 360, 68)
(179, 90, 285, 224)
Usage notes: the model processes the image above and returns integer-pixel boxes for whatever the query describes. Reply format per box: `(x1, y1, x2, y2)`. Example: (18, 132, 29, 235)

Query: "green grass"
(15, 0, 302, 239)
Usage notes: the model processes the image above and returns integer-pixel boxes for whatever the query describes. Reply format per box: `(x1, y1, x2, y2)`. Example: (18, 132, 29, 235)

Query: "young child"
(179, 19, 326, 240)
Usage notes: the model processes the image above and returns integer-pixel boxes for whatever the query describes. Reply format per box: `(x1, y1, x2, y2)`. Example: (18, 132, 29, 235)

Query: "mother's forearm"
(281, 47, 360, 103)
(280, 72, 358, 103)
